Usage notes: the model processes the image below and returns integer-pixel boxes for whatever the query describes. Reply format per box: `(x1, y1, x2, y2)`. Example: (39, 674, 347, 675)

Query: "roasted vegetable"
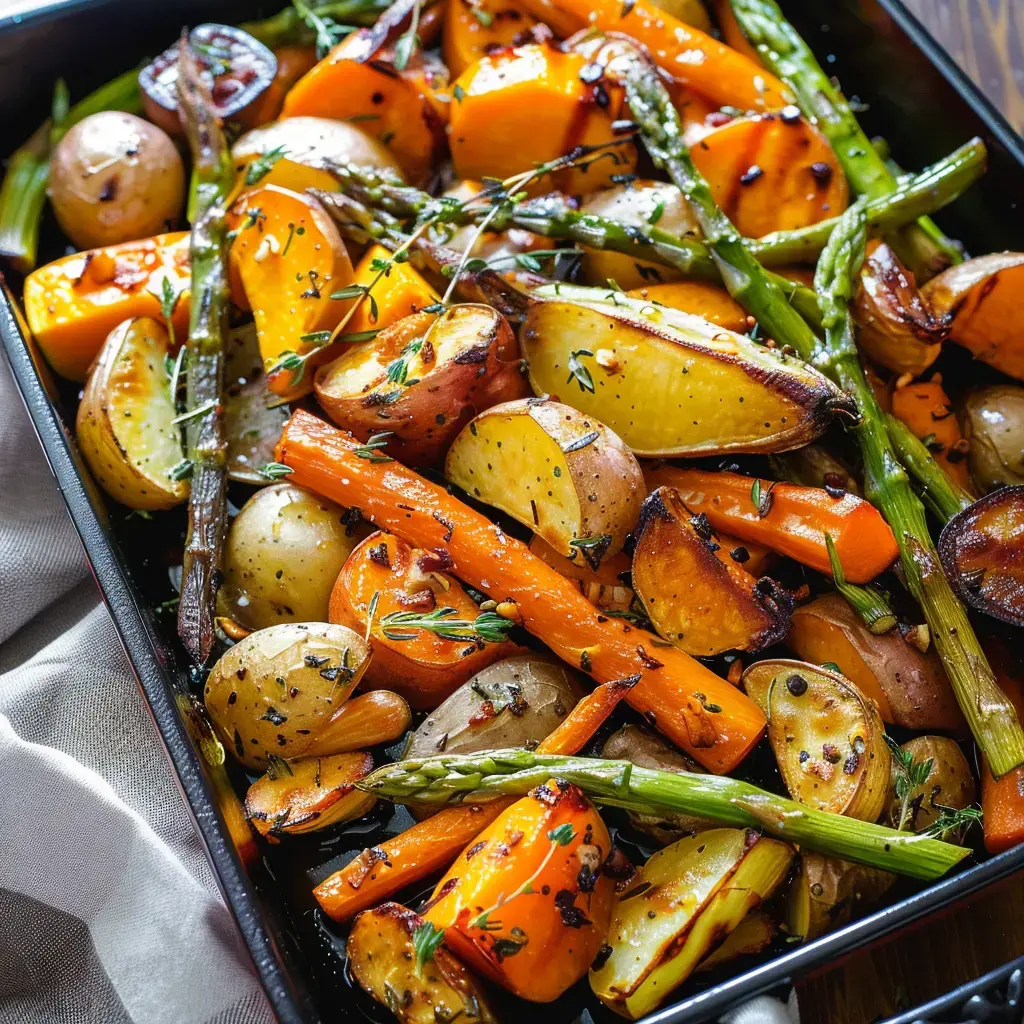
(689, 112, 847, 239)
(347, 903, 499, 1024)
(787, 853, 894, 940)
(769, 443, 860, 494)
(329, 532, 516, 708)
(443, 0, 539, 77)
(448, 42, 635, 196)
(786, 595, 965, 732)
(520, 294, 842, 457)
(891, 377, 972, 493)
(632, 486, 790, 656)
(939, 486, 1024, 628)
(642, 465, 898, 583)
(528, 535, 635, 612)
(227, 183, 355, 373)
(139, 24, 277, 138)
(626, 281, 749, 333)
(590, 829, 793, 1019)
(219, 483, 367, 632)
(278, 410, 767, 773)
(244, 750, 376, 838)
(245, 44, 319, 126)
(75, 317, 188, 510)
(423, 783, 615, 1002)
(762, 663, 891, 821)
(315, 304, 529, 467)
(923, 252, 1024, 380)
(697, 910, 776, 970)
(49, 111, 185, 250)
(203, 621, 371, 770)
(853, 242, 947, 376)
(981, 642, 1024, 853)
(407, 656, 585, 758)
(23, 231, 190, 380)
(231, 116, 402, 197)
(887, 735, 976, 833)
(446, 398, 644, 560)
(602, 724, 713, 844)
(303, 690, 412, 756)
(962, 385, 1024, 492)
(281, 28, 448, 187)
(340, 242, 440, 337)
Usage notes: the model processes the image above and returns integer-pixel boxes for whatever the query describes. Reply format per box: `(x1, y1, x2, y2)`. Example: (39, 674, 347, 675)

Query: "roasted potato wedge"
(204, 622, 370, 770)
(76, 317, 188, 510)
(348, 903, 499, 1024)
(887, 735, 976, 833)
(407, 655, 585, 757)
(443, 0, 539, 77)
(528, 535, 635, 612)
(219, 483, 368, 631)
(304, 690, 412, 756)
(787, 853, 894, 940)
(854, 242, 947, 376)
(962, 385, 1024, 491)
(521, 293, 843, 456)
(578, 179, 697, 290)
(697, 911, 776, 972)
(330, 531, 515, 708)
(602, 724, 713, 843)
(446, 397, 644, 560)
(231, 116, 402, 196)
(590, 829, 794, 1019)
(632, 487, 790, 656)
(923, 252, 1024, 381)
(787, 594, 965, 732)
(244, 750, 376, 839)
(316, 304, 529, 467)
(424, 783, 614, 1003)
(938, 486, 1024, 628)
(764, 662, 891, 821)
(891, 377, 972, 492)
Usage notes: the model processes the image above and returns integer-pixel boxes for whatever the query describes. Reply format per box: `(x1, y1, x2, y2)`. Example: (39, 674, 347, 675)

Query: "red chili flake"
(636, 646, 663, 670)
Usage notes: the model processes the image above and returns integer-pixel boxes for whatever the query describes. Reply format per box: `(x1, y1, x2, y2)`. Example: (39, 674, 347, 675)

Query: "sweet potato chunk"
(627, 281, 749, 332)
(891, 377, 973, 492)
(443, 0, 539, 76)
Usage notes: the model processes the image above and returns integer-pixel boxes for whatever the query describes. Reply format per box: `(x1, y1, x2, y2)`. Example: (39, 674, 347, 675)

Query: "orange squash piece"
(443, 0, 538, 77)
(344, 242, 440, 336)
(627, 281, 749, 332)
(23, 232, 191, 381)
(691, 113, 848, 238)
(280, 30, 448, 187)
(891, 377, 973, 492)
(449, 42, 636, 195)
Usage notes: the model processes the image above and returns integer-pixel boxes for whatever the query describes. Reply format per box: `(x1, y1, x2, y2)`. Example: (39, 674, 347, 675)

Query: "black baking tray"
(3, 1, 1024, 1021)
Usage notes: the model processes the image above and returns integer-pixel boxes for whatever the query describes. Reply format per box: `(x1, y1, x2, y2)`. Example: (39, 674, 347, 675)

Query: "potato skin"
(788, 853, 894, 940)
(962, 385, 1024, 491)
(887, 735, 976, 832)
(204, 621, 370, 770)
(219, 483, 366, 632)
(407, 656, 586, 757)
(50, 112, 185, 249)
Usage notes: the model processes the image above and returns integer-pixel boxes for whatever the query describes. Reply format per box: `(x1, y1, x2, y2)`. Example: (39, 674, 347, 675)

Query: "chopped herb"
(170, 458, 193, 481)
(885, 733, 934, 832)
(244, 145, 288, 186)
(386, 337, 425, 386)
(265, 755, 294, 781)
(330, 283, 369, 301)
(412, 921, 446, 975)
(469, 3, 494, 26)
(258, 462, 294, 481)
(569, 534, 612, 571)
(365, 590, 381, 643)
(352, 431, 394, 463)
(820, 662, 842, 674)
(299, 330, 333, 345)
(292, 0, 354, 57)
(921, 804, 983, 839)
(171, 398, 218, 425)
(548, 823, 576, 846)
(647, 200, 665, 225)
(160, 276, 181, 348)
(567, 349, 595, 394)
(393, 0, 422, 71)
(561, 430, 599, 454)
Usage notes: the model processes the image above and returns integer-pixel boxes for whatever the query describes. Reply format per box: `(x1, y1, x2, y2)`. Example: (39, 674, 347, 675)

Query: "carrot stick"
(891, 377, 973, 494)
(981, 640, 1024, 854)
(516, 0, 790, 111)
(536, 677, 637, 756)
(278, 410, 765, 773)
(643, 465, 899, 584)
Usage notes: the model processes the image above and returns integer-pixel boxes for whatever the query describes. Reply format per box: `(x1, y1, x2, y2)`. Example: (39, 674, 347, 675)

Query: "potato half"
(886, 735, 976, 833)
(244, 750, 376, 839)
(632, 486, 790, 656)
(316, 304, 530, 467)
(590, 829, 794, 1019)
(204, 622, 371, 770)
(76, 316, 188, 510)
(962, 385, 1024, 491)
(348, 903, 499, 1024)
(521, 294, 842, 456)
(446, 397, 644, 561)
(787, 853, 894, 940)
(763, 662, 891, 821)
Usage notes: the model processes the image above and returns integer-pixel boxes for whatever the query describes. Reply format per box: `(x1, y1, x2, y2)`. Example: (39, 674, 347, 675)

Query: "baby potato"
(49, 111, 185, 250)
(218, 483, 367, 632)
(787, 853, 894, 940)
(962, 385, 1024, 491)
(887, 735, 976, 833)
(204, 621, 371, 770)
(445, 397, 645, 562)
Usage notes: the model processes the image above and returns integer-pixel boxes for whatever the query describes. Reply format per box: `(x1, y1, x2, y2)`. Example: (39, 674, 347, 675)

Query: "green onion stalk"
(728, 0, 964, 278)
(176, 37, 235, 665)
(825, 533, 897, 634)
(0, 69, 140, 271)
(813, 200, 1024, 777)
(359, 750, 971, 882)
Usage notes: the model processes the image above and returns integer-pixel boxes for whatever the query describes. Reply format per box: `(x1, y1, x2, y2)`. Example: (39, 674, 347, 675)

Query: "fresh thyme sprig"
(566, 349, 595, 394)
(258, 462, 295, 481)
(921, 804, 983, 840)
(393, 0, 422, 71)
(885, 734, 934, 832)
(351, 431, 394, 463)
(292, 0, 355, 56)
(378, 607, 516, 645)
(412, 921, 445, 976)
(244, 144, 288, 186)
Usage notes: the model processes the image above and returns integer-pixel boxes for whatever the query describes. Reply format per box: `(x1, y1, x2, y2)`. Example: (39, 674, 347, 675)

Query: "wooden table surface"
(799, 4, 1024, 1022)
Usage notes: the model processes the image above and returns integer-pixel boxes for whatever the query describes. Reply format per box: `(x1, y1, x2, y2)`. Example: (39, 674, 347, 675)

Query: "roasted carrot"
(516, 0, 791, 111)
(278, 410, 765, 773)
(891, 376, 973, 493)
(535, 677, 637, 756)
(527, 535, 635, 612)
(712, 0, 763, 65)
(642, 465, 899, 584)
(981, 639, 1024, 853)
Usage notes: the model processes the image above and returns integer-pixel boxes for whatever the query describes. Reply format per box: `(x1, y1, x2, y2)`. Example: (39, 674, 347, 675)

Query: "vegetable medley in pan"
(6, 0, 1024, 1017)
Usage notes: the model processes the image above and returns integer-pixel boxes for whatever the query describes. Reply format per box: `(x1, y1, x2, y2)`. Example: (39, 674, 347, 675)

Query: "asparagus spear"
(813, 200, 1024, 777)
(884, 413, 974, 524)
(0, 69, 140, 271)
(176, 36, 235, 665)
(359, 750, 970, 881)
(728, 0, 963, 276)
